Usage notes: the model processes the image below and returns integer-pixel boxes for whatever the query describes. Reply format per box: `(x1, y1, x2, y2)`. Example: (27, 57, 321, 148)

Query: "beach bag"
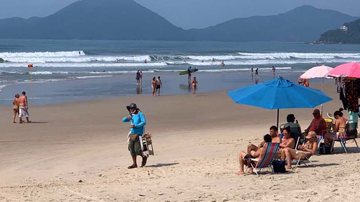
(319, 143, 332, 154)
(271, 160, 286, 173)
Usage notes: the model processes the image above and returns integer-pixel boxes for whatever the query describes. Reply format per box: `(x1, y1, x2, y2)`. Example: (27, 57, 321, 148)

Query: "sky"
(0, 0, 359, 29)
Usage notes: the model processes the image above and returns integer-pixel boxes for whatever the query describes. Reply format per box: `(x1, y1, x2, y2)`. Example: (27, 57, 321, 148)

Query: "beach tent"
(227, 77, 332, 127)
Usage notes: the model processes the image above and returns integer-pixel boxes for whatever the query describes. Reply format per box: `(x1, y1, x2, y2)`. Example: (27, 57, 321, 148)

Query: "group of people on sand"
(12, 91, 31, 124)
(237, 108, 356, 175)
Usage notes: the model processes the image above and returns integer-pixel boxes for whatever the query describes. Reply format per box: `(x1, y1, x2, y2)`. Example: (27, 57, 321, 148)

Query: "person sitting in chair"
(247, 126, 280, 158)
(283, 114, 302, 141)
(238, 134, 272, 175)
(282, 131, 318, 170)
(333, 108, 347, 139)
(280, 127, 295, 149)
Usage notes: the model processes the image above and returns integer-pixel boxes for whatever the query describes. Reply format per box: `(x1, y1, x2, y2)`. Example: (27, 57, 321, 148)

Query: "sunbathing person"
(247, 126, 280, 158)
(283, 131, 318, 169)
(333, 108, 347, 139)
(280, 127, 295, 149)
(238, 134, 272, 175)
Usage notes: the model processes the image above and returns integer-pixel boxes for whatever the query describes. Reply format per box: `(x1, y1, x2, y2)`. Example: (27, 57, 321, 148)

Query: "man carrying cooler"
(122, 103, 147, 169)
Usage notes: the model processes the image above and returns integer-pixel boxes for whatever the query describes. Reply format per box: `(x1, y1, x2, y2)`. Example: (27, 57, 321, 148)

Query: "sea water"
(0, 39, 360, 105)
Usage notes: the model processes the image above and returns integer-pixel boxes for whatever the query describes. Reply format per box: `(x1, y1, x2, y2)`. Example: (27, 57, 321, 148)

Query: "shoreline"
(0, 70, 329, 106)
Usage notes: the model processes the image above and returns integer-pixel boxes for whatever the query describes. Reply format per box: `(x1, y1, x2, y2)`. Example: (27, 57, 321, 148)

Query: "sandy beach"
(1, 83, 360, 201)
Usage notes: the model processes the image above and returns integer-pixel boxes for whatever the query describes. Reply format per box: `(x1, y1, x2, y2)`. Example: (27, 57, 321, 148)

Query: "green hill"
(318, 18, 360, 44)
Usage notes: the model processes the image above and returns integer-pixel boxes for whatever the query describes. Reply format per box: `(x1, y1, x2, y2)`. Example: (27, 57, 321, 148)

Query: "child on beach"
(191, 77, 198, 95)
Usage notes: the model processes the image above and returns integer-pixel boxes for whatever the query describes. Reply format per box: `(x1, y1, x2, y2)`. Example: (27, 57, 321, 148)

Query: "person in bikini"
(191, 77, 198, 95)
(283, 131, 318, 170)
(333, 108, 347, 139)
(280, 127, 295, 149)
(12, 94, 20, 123)
(151, 77, 156, 96)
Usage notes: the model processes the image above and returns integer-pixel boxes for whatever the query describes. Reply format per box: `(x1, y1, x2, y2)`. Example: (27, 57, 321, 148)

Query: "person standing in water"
(272, 66, 276, 78)
(156, 76, 162, 96)
(191, 77, 198, 95)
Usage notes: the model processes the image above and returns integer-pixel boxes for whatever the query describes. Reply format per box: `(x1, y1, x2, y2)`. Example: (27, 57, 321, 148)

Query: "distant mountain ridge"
(0, 0, 186, 40)
(317, 18, 360, 44)
(189, 5, 357, 42)
(0, 1, 357, 42)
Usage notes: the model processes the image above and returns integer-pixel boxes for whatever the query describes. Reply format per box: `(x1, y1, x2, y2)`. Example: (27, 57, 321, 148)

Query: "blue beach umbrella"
(228, 77, 332, 127)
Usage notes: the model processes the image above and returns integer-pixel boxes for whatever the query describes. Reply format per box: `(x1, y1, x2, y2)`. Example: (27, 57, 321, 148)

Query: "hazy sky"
(0, 0, 359, 29)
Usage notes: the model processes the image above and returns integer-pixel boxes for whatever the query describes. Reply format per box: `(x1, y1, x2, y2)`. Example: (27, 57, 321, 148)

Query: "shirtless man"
(19, 91, 30, 123)
(247, 126, 280, 158)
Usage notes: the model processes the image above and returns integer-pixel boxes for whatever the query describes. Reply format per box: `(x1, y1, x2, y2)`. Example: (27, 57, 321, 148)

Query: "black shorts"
(156, 85, 161, 89)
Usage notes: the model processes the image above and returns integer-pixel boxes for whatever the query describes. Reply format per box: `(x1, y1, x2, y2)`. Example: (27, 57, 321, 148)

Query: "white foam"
(76, 75, 113, 79)
(0, 62, 167, 68)
(0, 51, 85, 58)
(0, 85, 6, 92)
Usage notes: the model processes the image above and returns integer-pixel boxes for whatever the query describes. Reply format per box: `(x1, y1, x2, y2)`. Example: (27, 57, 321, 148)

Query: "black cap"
(126, 103, 138, 111)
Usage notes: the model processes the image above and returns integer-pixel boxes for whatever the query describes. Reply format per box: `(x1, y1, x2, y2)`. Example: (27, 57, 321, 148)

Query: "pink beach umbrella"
(300, 65, 333, 79)
(328, 62, 360, 78)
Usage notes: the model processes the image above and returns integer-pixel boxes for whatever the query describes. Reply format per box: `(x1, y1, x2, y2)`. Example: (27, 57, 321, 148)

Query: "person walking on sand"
(151, 77, 156, 96)
(191, 77, 198, 95)
(12, 94, 20, 123)
(122, 103, 147, 169)
(255, 67, 259, 76)
(19, 91, 30, 123)
(156, 76, 162, 96)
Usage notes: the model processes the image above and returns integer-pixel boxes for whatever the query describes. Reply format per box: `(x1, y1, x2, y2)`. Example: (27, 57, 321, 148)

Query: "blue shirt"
(122, 111, 146, 135)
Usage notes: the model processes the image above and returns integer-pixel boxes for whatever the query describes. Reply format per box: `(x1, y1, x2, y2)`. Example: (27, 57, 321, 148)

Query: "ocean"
(0, 39, 360, 105)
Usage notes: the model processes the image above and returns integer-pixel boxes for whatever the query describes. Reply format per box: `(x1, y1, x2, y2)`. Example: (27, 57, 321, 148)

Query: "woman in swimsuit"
(12, 94, 20, 123)
(283, 131, 318, 169)
(151, 77, 156, 96)
(333, 108, 347, 139)
(280, 127, 295, 149)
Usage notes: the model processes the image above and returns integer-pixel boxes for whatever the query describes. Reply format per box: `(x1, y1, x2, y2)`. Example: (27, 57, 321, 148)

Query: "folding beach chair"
(250, 143, 280, 175)
(333, 132, 360, 153)
(294, 137, 318, 167)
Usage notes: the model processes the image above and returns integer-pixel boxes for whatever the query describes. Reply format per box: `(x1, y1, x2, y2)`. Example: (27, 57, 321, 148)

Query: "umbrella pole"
(320, 78, 324, 116)
(277, 109, 279, 129)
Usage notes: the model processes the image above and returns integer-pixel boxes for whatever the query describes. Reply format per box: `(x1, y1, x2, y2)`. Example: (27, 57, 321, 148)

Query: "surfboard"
(178, 68, 198, 75)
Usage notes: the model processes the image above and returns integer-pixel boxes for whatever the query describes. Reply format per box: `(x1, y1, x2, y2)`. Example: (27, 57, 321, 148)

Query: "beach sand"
(1, 83, 360, 201)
